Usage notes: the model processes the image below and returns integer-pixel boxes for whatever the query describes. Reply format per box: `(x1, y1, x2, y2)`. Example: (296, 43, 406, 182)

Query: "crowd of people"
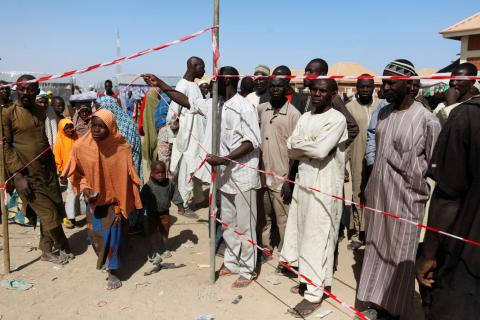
(0, 55, 479, 320)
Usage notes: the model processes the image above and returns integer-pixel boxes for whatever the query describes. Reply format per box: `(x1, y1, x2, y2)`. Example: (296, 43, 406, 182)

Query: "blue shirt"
(364, 99, 389, 166)
(126, 97, 136, 117)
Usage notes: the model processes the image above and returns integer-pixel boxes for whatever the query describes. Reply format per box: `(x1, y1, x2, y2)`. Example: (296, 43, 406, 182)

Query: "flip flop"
(0, 279, 34, 291)
(231, 276, 254, 290)
(40, 252, 68, 265)
(287, 298, 322, 318)
(106, 274, 122, 290)
(218, 265, 233, 277)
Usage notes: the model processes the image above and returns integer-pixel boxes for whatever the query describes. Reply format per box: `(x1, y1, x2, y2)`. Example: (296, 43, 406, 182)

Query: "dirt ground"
(0, 205, 424, 320)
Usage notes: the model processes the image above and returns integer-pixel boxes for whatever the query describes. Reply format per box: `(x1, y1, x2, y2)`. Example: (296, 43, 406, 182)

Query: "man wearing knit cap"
(355, 59, 441, 320)
(246, 64, 271, 107)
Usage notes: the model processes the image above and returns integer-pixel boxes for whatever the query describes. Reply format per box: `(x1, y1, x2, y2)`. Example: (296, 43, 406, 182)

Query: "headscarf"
(96, 95, 143, 181)
(36, 90, 48, 101)
(62, 109, 142, 218)
(72, 104, 92, 137)
(384, 59, 417, 76)
(141, 88, 160, 169)
(53, 118, 78, 173)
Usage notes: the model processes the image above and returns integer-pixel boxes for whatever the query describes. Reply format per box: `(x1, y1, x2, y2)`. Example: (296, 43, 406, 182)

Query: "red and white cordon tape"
(216, 74, 480, 80)
(2, 26, 218, 87)
(155, 88, 480, 250)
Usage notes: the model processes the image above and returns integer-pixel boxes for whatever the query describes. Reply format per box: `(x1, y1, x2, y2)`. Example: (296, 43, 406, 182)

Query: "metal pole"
(210, 0, 220, 284)
(0, 105, 11, 274)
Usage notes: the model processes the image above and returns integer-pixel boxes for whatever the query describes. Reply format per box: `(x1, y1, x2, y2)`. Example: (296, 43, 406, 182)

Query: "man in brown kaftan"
(2, 74, 73, 264)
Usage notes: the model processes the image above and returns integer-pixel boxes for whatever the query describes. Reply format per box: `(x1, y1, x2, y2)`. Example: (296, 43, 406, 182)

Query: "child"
(141, 160, 183, 263)
(62, 109, 143, 290)
(157, 118, 179, 178)
(53, 118, 79, 228)
(52, 96, 66, 121)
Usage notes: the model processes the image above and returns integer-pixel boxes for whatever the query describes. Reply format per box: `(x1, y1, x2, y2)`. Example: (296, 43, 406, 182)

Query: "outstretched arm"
(142, 74, 191, 109)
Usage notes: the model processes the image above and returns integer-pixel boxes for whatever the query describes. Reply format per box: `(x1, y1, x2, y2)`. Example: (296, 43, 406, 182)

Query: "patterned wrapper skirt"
(86, 204, 127, 270)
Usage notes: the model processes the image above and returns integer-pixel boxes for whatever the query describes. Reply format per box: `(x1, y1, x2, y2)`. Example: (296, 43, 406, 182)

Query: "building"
(441, 12, 480, 69)
(290, 62, 382, 96)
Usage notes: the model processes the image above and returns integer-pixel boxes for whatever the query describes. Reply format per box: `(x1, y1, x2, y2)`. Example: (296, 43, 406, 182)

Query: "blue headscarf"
(96, 95, 143, 181)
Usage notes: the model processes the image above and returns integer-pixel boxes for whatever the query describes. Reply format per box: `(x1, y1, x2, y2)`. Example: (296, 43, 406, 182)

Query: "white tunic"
(190, 94, 261, 193)
(281, 108, 347, 302)
(168, 78, 206, 175)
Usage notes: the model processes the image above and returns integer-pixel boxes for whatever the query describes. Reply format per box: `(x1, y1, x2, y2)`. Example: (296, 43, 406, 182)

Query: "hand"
(415, 256, 437, 288)
(280, 183, 293, 204)
(59, 175, 68, 185)
(82, 188, 98, 204)
(141, 74, 161, 87)
(14, 174, 33, 201)
(344, 168, 350, 183)
(206, 154, 227, 166)
(445, 87, 460, 106)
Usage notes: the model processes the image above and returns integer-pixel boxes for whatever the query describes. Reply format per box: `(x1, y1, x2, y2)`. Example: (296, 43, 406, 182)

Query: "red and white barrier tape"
(1, 26, 218, 87)
(216, 74, 480, 81)
(155, 89, 480, 248)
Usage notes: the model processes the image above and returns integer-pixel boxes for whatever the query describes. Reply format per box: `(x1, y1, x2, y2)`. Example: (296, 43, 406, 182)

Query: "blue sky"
(2, 0, 479, 85)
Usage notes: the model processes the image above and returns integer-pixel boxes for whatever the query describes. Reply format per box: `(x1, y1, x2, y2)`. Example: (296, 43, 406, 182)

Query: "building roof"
(291, 62, 379, 85)
(441, 12, 480, 40)
(417, 68, 438, 76)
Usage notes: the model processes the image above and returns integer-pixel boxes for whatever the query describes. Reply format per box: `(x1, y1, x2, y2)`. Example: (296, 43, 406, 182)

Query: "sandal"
(290, 283, 307, 296)
(218, 265, 234, 277)
(353, 308, 378, 320)
(231, 276, 254, 289)
(59, 250, 75, 261)
(287, 298, 322, 318)
(40, 252, 68, 265)
(106, 274, 122, 290)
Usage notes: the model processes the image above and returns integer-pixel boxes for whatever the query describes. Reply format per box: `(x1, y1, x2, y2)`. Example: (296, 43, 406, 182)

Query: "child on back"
(141, 160, 183, 264)
(53, 118, 79, 228)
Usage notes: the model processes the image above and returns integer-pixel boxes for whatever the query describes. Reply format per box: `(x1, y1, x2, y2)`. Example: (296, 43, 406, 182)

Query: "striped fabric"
(357, 102, 441, 316)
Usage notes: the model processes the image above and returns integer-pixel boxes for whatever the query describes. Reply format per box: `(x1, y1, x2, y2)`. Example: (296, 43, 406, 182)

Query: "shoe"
(179, 207, 198, 219)
(63, 218, 74, 229)
(59, 250, 75, 261)
(347, 241, 363, 251)
(160, 250, 172, 259)
(354, 308, 378, 320)
(151, 252, 163, 265)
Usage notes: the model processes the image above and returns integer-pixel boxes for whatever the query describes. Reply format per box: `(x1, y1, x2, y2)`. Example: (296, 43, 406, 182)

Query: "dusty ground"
(0, 206, 424, 320)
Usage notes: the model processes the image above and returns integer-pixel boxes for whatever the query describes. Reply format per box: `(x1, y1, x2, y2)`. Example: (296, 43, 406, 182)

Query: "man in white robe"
(282, 79, 347, 317)
(167, 56, 207, 216)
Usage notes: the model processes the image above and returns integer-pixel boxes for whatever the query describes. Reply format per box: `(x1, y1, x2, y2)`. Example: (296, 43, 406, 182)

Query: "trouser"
(64, 180, 79, 219)
(24, 191, 69, 253)
(39, 224, 70, 253)
(177, 158, 196, 207)
(221, 189, 257, 279)
(258, 188, 288, 252)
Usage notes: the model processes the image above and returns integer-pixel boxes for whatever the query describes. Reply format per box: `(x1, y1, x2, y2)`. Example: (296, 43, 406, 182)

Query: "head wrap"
(198, 80, 209, 86)
(384, 59, 417, 76)
(53, 118, 78, 172)
(62, 108, 142, 218)
(36, 90, 48, 101)
(69, 91, 98, 102)
(254, 64, 270, 76)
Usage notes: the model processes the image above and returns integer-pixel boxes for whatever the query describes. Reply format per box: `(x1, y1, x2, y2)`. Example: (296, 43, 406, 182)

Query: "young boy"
(52, 96, 66, 120)
(157, 118, 179, 178)
(141, 160, 183, 264)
